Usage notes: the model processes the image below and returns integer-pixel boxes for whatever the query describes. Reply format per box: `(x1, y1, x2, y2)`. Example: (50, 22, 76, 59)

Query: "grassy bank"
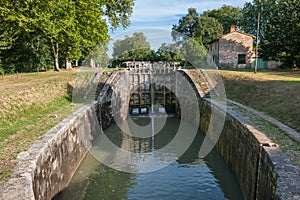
(219, 70, 300, 167)
(219, 70, 300, 133)
(189, 69, 300, 167)
(0, 70, 77, 184)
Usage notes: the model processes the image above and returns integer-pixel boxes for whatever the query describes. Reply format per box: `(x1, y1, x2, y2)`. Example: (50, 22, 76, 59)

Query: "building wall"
(208, 32, 254, 69)
(207, 42, 219, 68)
(219, 32, 254, 68)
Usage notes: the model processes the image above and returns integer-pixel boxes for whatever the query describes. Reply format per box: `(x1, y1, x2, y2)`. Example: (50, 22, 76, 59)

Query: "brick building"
(207, 26, 256, 68)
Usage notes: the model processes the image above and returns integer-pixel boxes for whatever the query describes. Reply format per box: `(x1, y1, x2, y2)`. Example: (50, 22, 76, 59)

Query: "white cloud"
(131, 0, 247, 23)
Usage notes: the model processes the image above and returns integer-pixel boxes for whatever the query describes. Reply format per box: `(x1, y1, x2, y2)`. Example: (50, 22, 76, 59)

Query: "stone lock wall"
(0, 71, 117, 200)
(32, 104, 100, 200)
(179, 69, 299, 200)
(1, 70, 299, 200)
(1, 100, 116, 200)
(195, 81, 299, 200)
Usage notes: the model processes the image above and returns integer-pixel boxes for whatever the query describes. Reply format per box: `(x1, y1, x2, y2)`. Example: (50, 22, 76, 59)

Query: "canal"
(57, 117, 245, 200)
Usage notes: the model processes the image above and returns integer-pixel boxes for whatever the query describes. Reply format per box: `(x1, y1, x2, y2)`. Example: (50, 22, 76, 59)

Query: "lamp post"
(254, 3, 261, 73)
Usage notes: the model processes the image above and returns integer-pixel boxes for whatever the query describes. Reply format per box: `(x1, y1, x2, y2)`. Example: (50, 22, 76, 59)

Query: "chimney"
(230, 25, 236, 33)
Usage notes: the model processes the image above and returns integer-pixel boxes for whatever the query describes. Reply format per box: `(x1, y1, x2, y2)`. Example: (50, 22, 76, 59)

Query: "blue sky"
(128, 0, 247, 30)
(108, 0, 248, 56)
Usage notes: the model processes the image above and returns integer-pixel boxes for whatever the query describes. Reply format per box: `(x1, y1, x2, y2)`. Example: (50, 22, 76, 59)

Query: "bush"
(279, 55, 300, 69)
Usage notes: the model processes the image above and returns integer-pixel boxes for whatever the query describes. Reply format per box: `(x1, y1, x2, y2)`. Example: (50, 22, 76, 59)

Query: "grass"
(0, 70, 77, 185)
(218, 70, 300, 133)
(228, 102, 300, 167)
(188, 69, 300, 167)
(0, 68, 111, 185)
(207, 69, 300, 167)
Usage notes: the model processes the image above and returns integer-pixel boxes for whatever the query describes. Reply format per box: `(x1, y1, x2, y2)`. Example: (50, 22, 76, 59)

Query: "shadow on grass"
(222, 77, 300, 133)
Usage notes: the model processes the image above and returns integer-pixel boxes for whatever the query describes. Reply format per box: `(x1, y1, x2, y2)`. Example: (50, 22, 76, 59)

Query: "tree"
(156, 43, 183, 61)
(180, 38, 207, 68)
(197, 17, 223, 47)
(172, 8, 202, 43)
(260, 0, 300, 67)
(202, 5, 243, 33)
(0, 1, 54, 73)
(37, 0, 134, 70)
(83, 44, 110, 68)
(112, 32, 152, 62)
(0, 30, 17, 51)
(2, 32, 53, 73)
(240, 0, 276, 42)
(0, 0, 134, 72)
(172, 8, 223, 48)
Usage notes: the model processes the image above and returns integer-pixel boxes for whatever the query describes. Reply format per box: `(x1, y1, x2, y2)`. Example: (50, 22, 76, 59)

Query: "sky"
(108, 0, 248, 56)
(127, 0, 247, 30)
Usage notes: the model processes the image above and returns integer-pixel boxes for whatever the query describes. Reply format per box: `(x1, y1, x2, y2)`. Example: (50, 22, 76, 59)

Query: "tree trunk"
(75, 60, 79, 67)
(65, 58, 73, 70)
(52, 43, 60, 71)
(89, 56, 95, 68)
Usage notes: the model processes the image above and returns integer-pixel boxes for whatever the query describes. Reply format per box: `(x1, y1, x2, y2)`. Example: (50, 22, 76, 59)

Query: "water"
(58, 118, 245, 200)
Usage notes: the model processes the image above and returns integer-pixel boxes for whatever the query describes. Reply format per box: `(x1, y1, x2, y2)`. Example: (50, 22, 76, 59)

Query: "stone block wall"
(198, 89, 299, 200)
(1, 71, 117, 200)
(32, 104, 100, 200)
(181, 69, 299, 200)
(1, 103, 101, 200)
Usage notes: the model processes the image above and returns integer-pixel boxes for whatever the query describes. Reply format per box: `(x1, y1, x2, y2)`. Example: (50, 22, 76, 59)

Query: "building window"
(238, 54, 246, 64)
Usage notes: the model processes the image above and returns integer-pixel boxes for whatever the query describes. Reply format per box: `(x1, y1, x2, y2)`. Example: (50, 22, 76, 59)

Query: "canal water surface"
(58, 117, 245, 200)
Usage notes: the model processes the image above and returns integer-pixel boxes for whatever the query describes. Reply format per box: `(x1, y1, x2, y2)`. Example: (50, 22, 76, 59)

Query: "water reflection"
(58, 118, 245, 200)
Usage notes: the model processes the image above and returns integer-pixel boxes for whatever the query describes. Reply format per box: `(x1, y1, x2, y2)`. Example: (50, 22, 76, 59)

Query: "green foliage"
(172, 8, 202, 39)
(103, 0, 135, 29)
(241, 0, 277, 41)
(156, 43, 183, 61)
(83, 44, 110, 68)
(180, 38, 207, 68)
(240, 0, 300, 67)
(0, 59, 3, 74)
(112, 32, 152, 62)
(172, 8, 223, 48)
(1, 32, 53, 73)
(259, 0, 300, 67)
(202, 5, 243, 33)
(0, 0, 134, 72)
(112, 35, 176, 67)
(198, 17, 223, 46)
